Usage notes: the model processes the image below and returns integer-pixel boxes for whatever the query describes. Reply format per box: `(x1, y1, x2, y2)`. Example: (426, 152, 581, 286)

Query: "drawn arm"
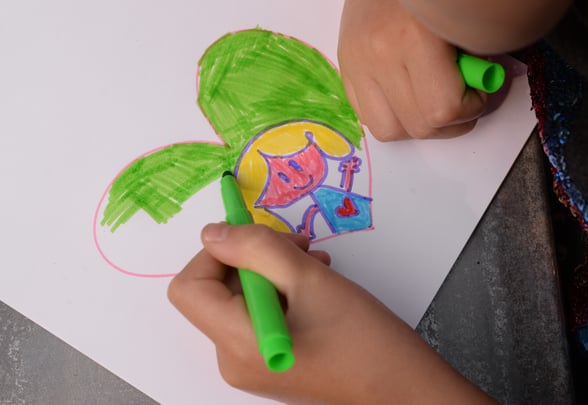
(338, 156, 362, 192)
(296, 204, 321, 240)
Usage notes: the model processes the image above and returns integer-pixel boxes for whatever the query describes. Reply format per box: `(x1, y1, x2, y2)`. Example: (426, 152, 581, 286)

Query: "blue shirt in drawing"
(310, 186, 372, 234)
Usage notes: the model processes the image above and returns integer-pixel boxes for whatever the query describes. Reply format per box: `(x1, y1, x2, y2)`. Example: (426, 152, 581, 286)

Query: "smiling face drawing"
(256, 139, 326, 207)
(235, 121, 372, 239)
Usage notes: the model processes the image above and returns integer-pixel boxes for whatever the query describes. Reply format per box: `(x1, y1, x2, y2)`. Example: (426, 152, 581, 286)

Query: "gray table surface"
(0, 134, 574, 404)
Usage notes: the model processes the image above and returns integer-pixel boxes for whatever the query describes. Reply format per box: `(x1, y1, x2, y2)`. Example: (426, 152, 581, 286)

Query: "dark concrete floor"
(418, 133, 574, 404)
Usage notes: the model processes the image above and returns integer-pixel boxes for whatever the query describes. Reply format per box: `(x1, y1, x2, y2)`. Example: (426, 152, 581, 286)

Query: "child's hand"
(168, 223, 497, 404)
(338, 0, 487, 141)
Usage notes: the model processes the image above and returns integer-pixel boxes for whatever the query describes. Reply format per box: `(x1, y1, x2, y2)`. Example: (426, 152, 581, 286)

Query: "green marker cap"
(261, 334, 295, 372)
(457, 53, 505, 93)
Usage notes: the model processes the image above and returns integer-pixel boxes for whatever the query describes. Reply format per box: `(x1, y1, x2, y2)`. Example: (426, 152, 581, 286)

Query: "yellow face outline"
(235, 121, 354, 232)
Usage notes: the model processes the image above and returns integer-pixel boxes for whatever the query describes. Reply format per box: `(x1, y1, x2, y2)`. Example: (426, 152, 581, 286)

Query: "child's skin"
(169, 1, 573, 402)
(168, 223, 497, 404)
(338, 0, 571, 140)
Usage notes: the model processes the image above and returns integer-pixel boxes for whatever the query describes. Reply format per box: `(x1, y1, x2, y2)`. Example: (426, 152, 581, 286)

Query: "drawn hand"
(339, 156, 362, 174)
(168, 223, 498, 404)
(338, 0, 487, 141)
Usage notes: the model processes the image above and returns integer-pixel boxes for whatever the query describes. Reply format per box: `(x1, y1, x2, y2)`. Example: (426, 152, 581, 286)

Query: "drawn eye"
(278, 172, 290, 183)
(288, 160, 303, 172)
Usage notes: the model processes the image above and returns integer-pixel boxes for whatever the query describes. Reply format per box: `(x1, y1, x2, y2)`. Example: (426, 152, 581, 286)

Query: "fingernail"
(202, 222, 229, 242)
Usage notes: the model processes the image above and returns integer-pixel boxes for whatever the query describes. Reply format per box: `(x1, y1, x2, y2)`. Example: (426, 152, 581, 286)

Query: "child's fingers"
(281, 231, 310, 252)
(378, 62, 478, 139)
(406, 40, 487, 130)
(167, 248, 252, 343)
(262, 230, 331, 267)
(348, 74, 409, 140)
(307, 250, 331, 266)
(200, 223, 323, 296)
(280, 232, 331, 265)
(340, 74, 362, 123)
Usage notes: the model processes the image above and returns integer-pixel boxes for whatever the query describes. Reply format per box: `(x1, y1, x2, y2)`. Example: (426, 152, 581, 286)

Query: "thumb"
(201, 222, 316, 295)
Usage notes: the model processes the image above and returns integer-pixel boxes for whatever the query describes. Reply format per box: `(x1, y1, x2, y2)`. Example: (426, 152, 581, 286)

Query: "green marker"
(220, 171, 295, 372)
(457, 53, 505, 93)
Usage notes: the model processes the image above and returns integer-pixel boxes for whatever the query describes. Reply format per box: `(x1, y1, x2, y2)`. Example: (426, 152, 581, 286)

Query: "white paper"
(0, 1, 536, 404)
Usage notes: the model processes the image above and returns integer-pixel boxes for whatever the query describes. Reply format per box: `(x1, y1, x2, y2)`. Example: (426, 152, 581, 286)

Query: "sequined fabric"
(528, 43, 586, 233)
(526, 39, 588, 336)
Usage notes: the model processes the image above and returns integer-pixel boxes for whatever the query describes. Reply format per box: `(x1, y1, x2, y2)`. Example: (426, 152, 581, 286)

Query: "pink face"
(256, 143, 326, 207)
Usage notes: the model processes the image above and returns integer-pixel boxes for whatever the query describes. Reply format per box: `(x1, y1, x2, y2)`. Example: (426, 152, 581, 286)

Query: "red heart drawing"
(336, 197, 358, 217)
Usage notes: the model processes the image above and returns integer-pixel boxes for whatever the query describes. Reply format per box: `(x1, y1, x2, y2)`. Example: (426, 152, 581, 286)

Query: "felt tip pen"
(457, 53, 505, 93)
(220, 171, 295, 372)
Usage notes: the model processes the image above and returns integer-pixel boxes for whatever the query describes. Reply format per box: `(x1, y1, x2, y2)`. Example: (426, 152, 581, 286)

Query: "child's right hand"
(338, 0, 487, 141)
(168, 223, 497, 404)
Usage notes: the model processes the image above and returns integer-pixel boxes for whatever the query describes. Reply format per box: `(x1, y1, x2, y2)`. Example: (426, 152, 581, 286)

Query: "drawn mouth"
(293, 175, 314, 190)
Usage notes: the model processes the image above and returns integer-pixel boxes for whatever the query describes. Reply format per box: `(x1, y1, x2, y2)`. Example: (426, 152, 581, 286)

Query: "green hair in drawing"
(99, 29, 363, 232)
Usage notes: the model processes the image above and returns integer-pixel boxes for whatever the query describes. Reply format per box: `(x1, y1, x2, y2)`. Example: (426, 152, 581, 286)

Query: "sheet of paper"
(0, 1, 536, 404)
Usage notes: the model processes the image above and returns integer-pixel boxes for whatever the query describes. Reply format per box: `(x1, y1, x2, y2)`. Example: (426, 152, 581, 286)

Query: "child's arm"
(400, 0, 573, 53)
(168, 223, 498, 404)
(338, 0, 571, 141)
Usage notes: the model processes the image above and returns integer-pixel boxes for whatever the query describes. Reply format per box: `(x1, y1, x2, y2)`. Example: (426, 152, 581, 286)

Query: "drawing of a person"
(96, 30, 373, 276)
(235, 121, 372, 240)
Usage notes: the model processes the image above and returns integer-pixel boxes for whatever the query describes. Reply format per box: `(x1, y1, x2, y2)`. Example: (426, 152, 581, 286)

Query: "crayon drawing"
(93, 29, 374, 277)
